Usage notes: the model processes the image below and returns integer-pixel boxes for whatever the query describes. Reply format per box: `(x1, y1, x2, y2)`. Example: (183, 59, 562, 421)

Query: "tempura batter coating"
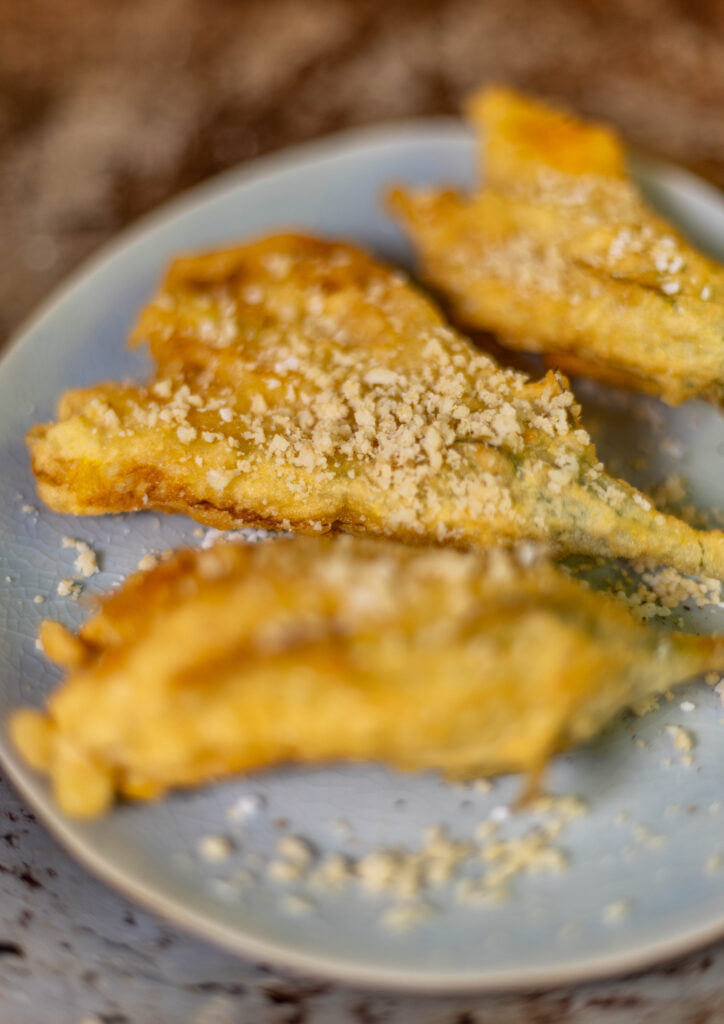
(389, 88, 724, 405)
(27, 234, 724, 576)
(11, 537, 724, 817)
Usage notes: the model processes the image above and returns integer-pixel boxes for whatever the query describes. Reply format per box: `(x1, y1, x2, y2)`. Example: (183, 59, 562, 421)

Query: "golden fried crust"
(388, 88, 724, 407)
(11, 536, 724, 817)
(467, 87, 627, 183)
(27, 233, 724, 577)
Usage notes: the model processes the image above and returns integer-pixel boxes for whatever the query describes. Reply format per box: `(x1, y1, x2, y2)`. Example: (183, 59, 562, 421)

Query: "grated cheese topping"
(84, 239, 616, 542)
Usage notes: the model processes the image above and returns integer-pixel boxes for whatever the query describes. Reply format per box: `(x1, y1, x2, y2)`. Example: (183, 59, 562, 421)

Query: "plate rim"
(3, 739, 723, 995)
(2, 118, 724, 994)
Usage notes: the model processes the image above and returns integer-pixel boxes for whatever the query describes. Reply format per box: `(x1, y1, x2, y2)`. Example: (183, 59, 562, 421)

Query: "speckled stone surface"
(4, 1, 724, 1019)
(5, 0, 724, 350)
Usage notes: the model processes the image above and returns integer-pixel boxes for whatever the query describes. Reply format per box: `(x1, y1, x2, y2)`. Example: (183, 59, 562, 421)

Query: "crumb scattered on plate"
(61, 536, 99, 577)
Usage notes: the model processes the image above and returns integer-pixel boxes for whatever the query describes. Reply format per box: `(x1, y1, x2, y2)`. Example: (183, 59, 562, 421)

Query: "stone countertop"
(3, 0, 724, 1019)
(4, 0, 724, 349)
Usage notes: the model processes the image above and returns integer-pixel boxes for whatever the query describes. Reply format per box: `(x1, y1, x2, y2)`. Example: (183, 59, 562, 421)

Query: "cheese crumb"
(356, 851, 403, 893)
(176, 424, 197, 444)
(207, 468, 234, 491)
(379, 901, 435, 932)
(267, 859, 305, 882)
(277, 835, 315, 868)
(137, 553, 159, 572)
(705, 853, 724, 875)
(62, 537, 99, 577)
(281, 894, 314, 916)
(665, 725, 694, 752)
(455, 877, 510, 906)
(474, 821, 499, 842)
(75, 545, 98, 578)
(197, 834, 233, 863)
(310, 854, 352, 891)
(364, 367, 399, 387)
(57, 578, 81, 599)
(226, 793, 266, 821)
(603, 899, 632, 924)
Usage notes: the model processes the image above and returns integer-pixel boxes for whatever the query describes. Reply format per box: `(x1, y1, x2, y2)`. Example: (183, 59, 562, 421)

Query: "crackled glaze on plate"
(3, 122, 724, 992)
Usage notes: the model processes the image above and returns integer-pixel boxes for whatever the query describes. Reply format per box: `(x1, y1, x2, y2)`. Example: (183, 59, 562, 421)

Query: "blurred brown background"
(2, 0, 724, 347)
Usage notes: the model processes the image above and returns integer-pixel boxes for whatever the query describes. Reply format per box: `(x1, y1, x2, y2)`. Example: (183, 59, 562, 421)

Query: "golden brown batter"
(12, 536, 723, 817)
(389, 87, 724, 405)
(27, 234, 724, 576)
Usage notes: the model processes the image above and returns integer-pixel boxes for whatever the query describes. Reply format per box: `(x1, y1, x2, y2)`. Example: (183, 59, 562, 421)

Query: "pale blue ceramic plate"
(3, 121, 724, 993)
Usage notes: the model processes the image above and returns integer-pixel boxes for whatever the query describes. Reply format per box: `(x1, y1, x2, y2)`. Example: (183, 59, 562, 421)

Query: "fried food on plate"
(27, 234, 724, 576)
(389, 87, 724, 405)
(12, 536, 724, 817)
